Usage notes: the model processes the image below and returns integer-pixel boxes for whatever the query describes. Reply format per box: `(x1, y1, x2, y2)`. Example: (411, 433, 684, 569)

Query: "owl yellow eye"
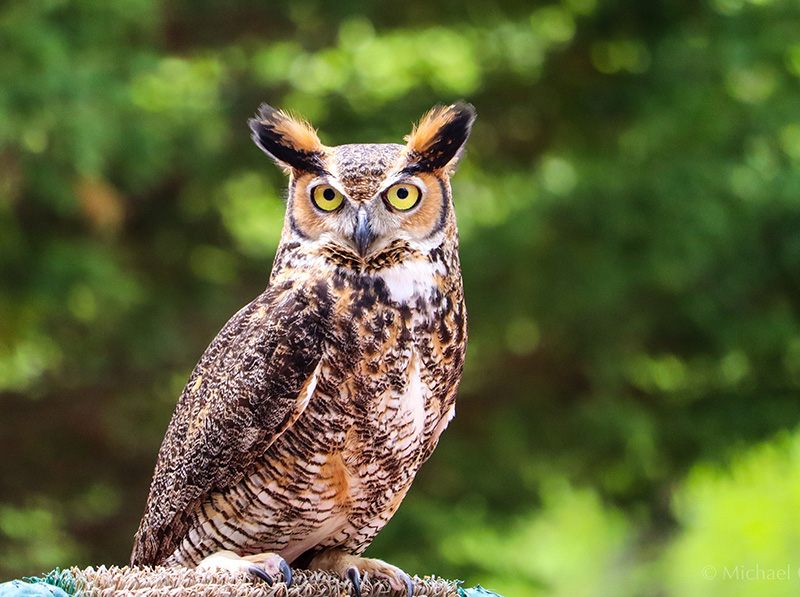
(384, 184, 421, 211)
(311, 185, 344, 212)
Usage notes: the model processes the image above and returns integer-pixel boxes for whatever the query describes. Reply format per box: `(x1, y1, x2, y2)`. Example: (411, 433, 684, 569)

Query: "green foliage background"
(2, 0, 800, 595)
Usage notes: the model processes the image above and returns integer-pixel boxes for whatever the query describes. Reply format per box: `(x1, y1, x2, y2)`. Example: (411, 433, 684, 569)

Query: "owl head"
(249, 103, 475, 268)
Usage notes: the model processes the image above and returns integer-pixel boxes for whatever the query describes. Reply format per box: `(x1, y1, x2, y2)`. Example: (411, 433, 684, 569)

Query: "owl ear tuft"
(404, 102, 476, 173)
(249, 104, 326, 174)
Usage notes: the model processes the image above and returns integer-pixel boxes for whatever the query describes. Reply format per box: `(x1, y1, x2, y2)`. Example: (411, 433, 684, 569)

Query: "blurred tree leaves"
(668, 433, 800, 597)
(2, 0, 800, 595)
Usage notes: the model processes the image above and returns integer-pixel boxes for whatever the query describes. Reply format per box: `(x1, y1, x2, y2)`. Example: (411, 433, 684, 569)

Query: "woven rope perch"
(68, 566, 461, 597)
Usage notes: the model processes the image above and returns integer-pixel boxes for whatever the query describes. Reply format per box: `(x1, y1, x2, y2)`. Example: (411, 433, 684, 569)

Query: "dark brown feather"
(131, 278, 331, 565)
(132, 102, 474, 571)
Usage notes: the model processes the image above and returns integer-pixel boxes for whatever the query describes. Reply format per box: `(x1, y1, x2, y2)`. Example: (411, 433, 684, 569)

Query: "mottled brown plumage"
(132, 102, 475, 593)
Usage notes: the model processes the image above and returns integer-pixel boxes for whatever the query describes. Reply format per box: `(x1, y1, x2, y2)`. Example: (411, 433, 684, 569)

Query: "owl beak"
(353, 206, 374, 257)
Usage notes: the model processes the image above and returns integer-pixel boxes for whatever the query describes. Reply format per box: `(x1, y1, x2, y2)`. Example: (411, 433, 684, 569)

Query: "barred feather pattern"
(164, 229, 464, 566)
(132, 103, 473, 572)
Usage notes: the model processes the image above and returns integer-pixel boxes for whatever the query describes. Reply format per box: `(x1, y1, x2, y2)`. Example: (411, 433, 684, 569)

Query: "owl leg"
(309, 548, 413, 597)
(196, 549, 292, 587)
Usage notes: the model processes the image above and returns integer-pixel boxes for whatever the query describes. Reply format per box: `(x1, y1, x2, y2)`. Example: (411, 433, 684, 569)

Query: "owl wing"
(131, 279, 329, 565)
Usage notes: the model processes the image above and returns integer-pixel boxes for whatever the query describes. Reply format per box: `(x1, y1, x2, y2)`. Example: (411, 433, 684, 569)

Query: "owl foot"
(310, 548, 413, 597)
(196, 549, 292, 587)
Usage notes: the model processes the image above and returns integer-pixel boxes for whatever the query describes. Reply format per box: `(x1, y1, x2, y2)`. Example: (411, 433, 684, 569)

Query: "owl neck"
(268, 233, 461, 308)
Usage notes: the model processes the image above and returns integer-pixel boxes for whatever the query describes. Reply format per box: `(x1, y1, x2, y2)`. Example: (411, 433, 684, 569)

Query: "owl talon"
(311, 549, 414, 596)
(280, 559, 293, 588)
(247, 564, 273, 585)
(347, 566, 362, 597)
(198, 550, 291, 587)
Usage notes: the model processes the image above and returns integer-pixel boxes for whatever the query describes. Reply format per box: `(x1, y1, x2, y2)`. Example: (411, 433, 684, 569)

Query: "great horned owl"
(131, 102, 476, 596)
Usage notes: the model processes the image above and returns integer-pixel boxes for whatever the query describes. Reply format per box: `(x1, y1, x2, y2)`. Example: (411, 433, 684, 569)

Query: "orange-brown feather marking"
(266, 111, 325, 155)
(403, 102, 475, 173)
(290, 173, 329, 239)
(401, 173, 446, 238)
(404, 105, 459, 154)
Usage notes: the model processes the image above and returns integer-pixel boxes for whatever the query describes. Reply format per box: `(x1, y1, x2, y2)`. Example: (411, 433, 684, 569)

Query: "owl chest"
(311, 263, 463, 460)
(228, 273, 463, 557)
(316, 308, 433, 469)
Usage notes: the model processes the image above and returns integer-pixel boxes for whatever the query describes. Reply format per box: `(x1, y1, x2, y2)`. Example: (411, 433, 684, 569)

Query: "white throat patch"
(379, 258, 445, 305)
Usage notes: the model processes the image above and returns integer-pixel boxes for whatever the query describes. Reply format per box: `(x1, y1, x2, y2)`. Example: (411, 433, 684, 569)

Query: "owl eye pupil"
(383, 183, 421, 211)
(311, 185, 344, 212)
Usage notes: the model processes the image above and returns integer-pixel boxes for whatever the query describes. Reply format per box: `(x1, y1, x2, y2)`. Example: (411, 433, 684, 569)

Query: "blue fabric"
(458, 585, 505, 597)
(0, 581, 70, 597)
